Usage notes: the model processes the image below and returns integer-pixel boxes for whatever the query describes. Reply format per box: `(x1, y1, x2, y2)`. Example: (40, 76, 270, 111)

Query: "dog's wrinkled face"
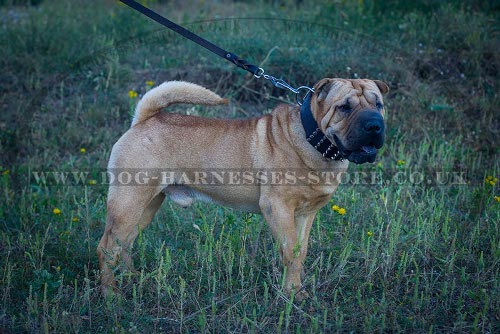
(312, 78, 389, 164)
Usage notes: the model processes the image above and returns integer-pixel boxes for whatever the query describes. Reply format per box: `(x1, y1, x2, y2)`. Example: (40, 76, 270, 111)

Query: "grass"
(0, 0, 499, 332)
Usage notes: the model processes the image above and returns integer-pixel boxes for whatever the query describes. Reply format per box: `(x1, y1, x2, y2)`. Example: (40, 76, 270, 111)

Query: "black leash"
(120, 0, 260, 76)
(119, 0, 314, 104)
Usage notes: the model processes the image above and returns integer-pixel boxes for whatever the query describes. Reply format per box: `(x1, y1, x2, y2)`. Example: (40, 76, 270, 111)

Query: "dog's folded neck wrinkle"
(300, 93, 344, 161)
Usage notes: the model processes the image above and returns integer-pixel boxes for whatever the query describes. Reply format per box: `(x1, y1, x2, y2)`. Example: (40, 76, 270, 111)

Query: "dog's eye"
(338, 104, 351, 113)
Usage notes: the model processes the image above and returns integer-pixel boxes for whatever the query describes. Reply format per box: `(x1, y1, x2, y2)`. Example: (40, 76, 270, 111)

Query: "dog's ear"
(374, 80, 389, 94)
(314, 78, 334, 102)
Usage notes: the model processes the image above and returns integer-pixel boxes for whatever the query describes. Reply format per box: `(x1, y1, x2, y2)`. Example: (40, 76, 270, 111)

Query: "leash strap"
(119, 0, 314, 103)
(120, 0, 261, 76)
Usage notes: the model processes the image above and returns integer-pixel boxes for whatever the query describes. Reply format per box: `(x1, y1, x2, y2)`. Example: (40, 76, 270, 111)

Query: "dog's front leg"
(293, 212, 316, 297)
(260, 198, 315, 300)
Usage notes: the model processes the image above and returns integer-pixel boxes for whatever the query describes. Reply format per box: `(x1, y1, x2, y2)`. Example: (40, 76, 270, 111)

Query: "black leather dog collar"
(300, 92, 343, 161)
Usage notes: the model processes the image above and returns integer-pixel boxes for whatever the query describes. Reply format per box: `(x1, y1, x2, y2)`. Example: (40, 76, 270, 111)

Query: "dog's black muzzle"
(334, 111, 385, 164)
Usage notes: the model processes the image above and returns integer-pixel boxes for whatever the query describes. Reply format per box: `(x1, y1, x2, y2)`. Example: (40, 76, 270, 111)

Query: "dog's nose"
(356, 111, 385, 149)
(364, 119, 384, 134)
(360, 112, 384, 135)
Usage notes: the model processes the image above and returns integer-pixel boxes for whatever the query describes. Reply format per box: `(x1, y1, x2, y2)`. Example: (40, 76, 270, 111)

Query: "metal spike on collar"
(306, 128, 319, 142)
(314, 135, 327, 149)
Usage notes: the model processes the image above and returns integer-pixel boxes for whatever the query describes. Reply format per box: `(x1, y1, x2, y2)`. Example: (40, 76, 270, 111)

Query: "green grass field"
(0, 0, 498, 332)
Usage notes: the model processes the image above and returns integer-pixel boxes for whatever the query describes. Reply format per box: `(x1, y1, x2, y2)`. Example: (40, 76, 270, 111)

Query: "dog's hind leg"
(120, 192, 166, 272)
(97, 187, 163, 294)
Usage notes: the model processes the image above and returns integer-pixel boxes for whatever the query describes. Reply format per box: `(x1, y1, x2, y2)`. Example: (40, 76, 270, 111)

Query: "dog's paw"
(294, 289, 310, 302)
(101, 284, 119, 299)
(285, 284, 310, 303)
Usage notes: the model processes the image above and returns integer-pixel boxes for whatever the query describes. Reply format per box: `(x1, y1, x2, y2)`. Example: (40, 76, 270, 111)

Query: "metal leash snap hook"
(257, 69, 314, 105)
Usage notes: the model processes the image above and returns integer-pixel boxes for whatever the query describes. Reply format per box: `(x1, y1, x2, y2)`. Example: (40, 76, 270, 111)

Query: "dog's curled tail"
(131, 81, 228, 126)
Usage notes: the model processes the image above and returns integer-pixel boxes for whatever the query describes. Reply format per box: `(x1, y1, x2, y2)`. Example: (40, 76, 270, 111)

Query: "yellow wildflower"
(72, 217, 79, 223)
(2, 169, 9, 176)
(146, 80, 154, 87)
(397, 159, 406, 166)
(485, 176, 498, 186)
(331, 205, 346, 215)
(88, 179, 97, 185)
(367, 231, 373, 237)
(79, 148, 86, 154)
(494, 196, 500, 203)
(128, 90, 138, 99)
(53, 208, 61, 215)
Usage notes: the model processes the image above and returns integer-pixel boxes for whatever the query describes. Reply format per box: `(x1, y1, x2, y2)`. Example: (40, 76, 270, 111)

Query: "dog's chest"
(281, 183, 339, 215)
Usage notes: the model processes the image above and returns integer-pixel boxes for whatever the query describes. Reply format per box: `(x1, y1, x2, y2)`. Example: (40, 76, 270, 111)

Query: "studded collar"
(299, 92, 343, 161)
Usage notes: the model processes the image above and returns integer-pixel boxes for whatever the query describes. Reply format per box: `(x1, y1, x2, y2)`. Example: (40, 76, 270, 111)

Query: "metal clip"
(254, 67, 265, 79)
(255, 67, 314, 105)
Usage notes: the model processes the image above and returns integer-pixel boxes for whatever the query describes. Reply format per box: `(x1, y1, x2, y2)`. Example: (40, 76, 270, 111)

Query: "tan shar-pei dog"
(98, 78, 389, 300)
